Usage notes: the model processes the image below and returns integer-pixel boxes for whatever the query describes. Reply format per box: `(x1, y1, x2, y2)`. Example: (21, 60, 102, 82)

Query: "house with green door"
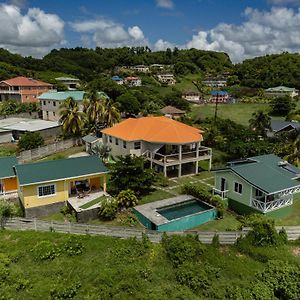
(213, 154, 300, 215)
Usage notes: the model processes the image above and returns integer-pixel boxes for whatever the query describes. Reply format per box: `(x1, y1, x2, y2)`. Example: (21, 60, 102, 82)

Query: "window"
(53, 101, 56, 106)
(43, 101, 46, 106)
(115, 138, 119, 145)
(53, 112, 56, 117)
(234, 182, 243, 194)
(109, 136, 112, 143)
(123, 141, 127, 149)
(46, 111, 49, 118)
(134, 141, 141, 150)
(38, 184, 55, 197)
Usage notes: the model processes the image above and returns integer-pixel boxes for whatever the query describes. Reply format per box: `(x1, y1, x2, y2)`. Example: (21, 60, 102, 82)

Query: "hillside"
(0, 230, 300, 299)
(234, 53, 300, 89)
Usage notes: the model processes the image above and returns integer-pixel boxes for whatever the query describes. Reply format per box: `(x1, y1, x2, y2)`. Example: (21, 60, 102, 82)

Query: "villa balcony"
(251, 196, 293, 213)
(212, 188, 228, 199)
(0, 90, 21, 94)
(145, 147, 212, 166)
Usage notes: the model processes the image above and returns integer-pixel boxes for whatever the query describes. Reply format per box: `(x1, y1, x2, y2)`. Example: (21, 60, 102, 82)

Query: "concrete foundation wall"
(24, 201, 65, 218)
(76, 207, 100, 223)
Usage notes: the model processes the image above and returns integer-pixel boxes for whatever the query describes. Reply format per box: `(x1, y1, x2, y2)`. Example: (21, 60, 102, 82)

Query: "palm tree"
(285, 136, 300, 167)
(84, 90, 120, 132)
(59, 97, 85, 136)
(91, 143, 111, 163)
(249, 110, 271, 137)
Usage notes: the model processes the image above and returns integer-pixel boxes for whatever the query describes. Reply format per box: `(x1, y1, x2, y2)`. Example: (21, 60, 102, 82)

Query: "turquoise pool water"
(157, 199, 210, 220)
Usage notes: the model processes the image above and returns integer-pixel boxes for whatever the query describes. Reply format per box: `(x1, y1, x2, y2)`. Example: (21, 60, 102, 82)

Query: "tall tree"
(59, 97, 85, 136)
(249, 111, 271, 137)
(285, 136, 300, 167)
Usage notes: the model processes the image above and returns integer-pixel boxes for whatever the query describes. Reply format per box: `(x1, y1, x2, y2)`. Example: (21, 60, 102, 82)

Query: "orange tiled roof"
(1, 76, 51, 87)
(102, 116, 204, 144)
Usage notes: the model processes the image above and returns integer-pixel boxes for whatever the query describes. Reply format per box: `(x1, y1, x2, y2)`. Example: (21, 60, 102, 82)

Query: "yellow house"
(14, 155, 109, 217)
(0, 156, 18, 195)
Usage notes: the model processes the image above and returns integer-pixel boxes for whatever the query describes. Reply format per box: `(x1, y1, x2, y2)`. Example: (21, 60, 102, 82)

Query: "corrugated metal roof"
(0, 156, 17, 179)
(38, 91, 108, 101)
(15, 155, 109, 186)
(215, 154, 300, 194)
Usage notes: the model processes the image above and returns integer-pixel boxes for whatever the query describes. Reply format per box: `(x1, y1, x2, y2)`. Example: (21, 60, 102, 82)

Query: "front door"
(220, 178, 226, 191)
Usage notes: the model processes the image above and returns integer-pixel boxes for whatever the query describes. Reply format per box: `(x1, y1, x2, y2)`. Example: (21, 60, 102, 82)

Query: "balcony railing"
(0, 90, 20, 94)
(213, 188, 228, 199)
(145, 147, 211, 165)
(251, 197, 293, 213)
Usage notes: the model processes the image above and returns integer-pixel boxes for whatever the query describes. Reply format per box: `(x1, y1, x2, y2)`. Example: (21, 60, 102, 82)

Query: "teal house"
(213, 154, 300, 215)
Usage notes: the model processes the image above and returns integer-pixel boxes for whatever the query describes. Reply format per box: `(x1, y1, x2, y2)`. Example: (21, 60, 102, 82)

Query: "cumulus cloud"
(0, 3, 64, 57)
(156, 0, 174, 9)
(154, 39, 175, 51)
(71, 18, 148, 48)
(182, 6, 300, 62)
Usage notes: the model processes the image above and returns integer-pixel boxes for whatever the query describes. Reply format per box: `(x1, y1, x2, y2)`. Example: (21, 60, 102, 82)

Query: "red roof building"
(0, 76, 52, 103)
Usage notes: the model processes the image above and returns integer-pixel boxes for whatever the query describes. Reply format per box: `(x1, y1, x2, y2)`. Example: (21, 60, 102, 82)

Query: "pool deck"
(134, 194, 208, 226)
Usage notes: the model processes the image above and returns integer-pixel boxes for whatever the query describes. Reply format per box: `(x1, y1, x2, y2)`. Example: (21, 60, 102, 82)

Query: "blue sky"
(1, 0, 300, 62)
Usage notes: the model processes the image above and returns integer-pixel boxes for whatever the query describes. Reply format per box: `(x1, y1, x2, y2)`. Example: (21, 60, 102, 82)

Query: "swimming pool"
(157, 199, 211, 220)
(133, 195, 218, 231)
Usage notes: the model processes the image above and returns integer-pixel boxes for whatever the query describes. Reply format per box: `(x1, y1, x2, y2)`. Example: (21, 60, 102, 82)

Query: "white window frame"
(233, 181, 243, 195)
(37, 184, 56, 198)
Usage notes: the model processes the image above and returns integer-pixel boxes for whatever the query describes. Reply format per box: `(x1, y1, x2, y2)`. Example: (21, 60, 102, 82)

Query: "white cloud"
(181, 6, 300, 62)
(156, 0, 174, 9)
(71, 18, 148, 48)
(154, 39, 175, 51)
(267, 0, 300, 5)
(0, 4, 64, 57)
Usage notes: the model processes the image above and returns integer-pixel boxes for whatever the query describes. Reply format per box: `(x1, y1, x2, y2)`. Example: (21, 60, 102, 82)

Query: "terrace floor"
(68, 190, 108, 212)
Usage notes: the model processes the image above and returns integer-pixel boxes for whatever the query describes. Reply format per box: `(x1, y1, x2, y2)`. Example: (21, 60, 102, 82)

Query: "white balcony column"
(179, 144, 182, 161)
(196, 142, 200, 158)
(178, 164, 182, 177)
(150, 152, 153, 169)
(163, 165, 167, 177)
(195, 161, 199, 174)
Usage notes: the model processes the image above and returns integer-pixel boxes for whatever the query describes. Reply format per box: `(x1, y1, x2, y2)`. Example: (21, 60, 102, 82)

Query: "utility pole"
(214, 92, 219, 123)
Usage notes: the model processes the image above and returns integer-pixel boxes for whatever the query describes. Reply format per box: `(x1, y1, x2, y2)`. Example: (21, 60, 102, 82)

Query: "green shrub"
(17, 132, 44, 151)
(98, 197, 118, 220)
(31, 241, 60, 261)
(50, 282, 81, 300)
(0, 200, 15, 229)
(161, 234, 204, 267)
(116, 189, 138, 208)
(63, 236, 84, 256)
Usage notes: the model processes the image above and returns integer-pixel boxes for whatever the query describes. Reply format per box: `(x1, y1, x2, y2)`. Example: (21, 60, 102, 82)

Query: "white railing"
(144, 147, 211, 164)
(213, 188, 228, 199)
(251, 197, 293, 213)
(0, 90, 20, 94)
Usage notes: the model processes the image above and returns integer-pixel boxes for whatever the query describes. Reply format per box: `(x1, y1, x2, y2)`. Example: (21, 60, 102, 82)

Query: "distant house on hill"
(182, 90, 200, 102)
(209, 91, 230, 103)
(160, 106, 185, 119)
(124, 76, 142, 87)
(130, 65, 150, 73)
(157, 74, 176, 85)
(203, 76, 227, 87)
(111, 75, 124, 85)
(268, 119, 300, 137)
(101, 116, 212, 177)
(38, 90, 108, 121)
(265, 86, 299, 98)
(213, 154, 300, 215)
(0, 76, 52, 103)
(55, 77, 80, 90)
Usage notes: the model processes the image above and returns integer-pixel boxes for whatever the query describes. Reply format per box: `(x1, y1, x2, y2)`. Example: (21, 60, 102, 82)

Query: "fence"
(0, 112, 39, 120)
(4, 218, 300, 244)
(17, 139, 79, 162)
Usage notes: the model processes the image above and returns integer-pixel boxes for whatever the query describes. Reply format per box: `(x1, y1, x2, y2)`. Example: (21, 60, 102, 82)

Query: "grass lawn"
(0, 144, 17, 157)
(189, 103, 272, 126)
(194, 210, 241, 231)
(79, 195, 107, 209)
(37, 145, 85, 161)
(275, 193, 300, 226)
(139, 189, 174, 205)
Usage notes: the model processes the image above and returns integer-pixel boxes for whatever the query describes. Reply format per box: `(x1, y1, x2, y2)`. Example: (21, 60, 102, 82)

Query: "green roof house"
(15, 155, 109, 217)
(38, 90, 109, 121)
(213, 154, 300, 215)
(265, 86, 299, 98)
